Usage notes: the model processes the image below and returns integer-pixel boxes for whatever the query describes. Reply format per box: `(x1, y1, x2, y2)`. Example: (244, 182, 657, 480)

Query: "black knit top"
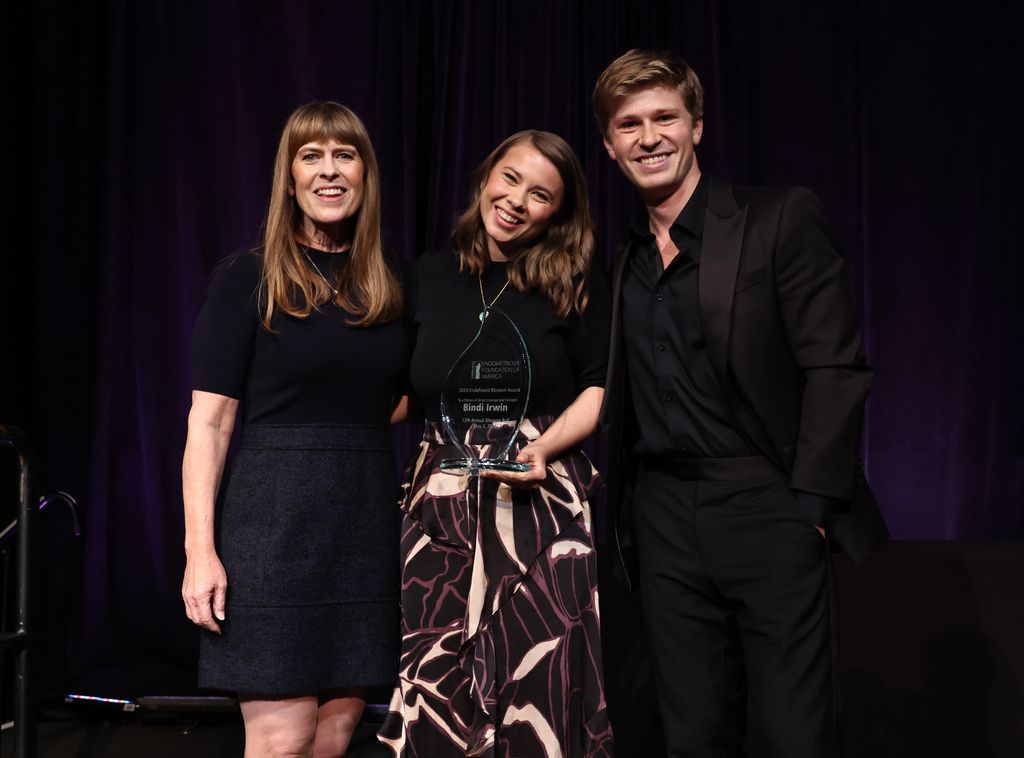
(410, 249, 610, 422)
(192, 250, 410, 425)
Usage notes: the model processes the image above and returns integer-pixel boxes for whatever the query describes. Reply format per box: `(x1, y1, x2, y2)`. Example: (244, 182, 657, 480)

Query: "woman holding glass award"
(182, 102, 408, 757)
(379, 131, 613, 757)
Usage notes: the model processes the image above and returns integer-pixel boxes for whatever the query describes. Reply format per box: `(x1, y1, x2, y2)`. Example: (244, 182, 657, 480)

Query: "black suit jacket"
(601, 178, 888, 587)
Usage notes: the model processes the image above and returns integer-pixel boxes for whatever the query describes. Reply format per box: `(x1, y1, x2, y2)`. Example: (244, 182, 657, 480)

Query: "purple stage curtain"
(2, 1, 1021, 683)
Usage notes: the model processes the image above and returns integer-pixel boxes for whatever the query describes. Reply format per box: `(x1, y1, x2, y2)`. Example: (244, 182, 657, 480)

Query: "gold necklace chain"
(478, 272, 512, 310)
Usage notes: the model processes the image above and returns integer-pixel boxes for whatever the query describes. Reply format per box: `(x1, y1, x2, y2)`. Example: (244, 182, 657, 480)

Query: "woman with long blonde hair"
(182, 101, 407, 757)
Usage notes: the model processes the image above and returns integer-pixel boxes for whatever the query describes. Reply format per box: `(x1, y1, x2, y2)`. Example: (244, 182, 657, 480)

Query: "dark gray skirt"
(198, 424, 400, 695)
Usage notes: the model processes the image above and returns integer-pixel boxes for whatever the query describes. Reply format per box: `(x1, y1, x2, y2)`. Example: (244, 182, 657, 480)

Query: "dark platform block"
(836, 542, 1024, 758)
(602, 541, 1024, 758)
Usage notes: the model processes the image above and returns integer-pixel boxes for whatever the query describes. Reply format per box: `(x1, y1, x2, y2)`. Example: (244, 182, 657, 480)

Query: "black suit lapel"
(699, 179, 746, 383)
(610, 241, 630, 334)
(603, 241, 632, 443)
(700, 179, 789, 471)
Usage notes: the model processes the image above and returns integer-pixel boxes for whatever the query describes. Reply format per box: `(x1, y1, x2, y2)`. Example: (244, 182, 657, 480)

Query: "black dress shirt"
(621, 174, 751, 459)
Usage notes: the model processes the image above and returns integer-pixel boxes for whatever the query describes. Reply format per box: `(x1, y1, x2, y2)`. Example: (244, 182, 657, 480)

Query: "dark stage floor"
(0, 708, 390, 758)
(3, 542, 1022, 757)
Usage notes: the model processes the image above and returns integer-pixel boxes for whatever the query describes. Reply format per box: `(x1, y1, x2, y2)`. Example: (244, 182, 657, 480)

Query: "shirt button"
(656, 293, 665, 302)
(658, 344, 666, 352)
(664, 392, 674, 402)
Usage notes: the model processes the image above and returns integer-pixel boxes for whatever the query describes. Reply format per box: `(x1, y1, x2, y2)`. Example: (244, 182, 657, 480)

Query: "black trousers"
(633, 457, 840, 758)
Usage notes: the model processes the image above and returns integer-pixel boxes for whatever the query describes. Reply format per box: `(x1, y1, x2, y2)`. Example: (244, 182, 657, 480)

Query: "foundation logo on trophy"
(439, 303, 531, 475)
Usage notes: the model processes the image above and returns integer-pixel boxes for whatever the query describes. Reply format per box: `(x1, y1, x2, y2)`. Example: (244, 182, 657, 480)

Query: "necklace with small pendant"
(300, 245, 339, 297)
(478, 273, 512, 321)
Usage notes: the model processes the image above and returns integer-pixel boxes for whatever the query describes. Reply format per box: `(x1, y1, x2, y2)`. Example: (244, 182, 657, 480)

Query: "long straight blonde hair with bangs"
(260, 101, 401, 328)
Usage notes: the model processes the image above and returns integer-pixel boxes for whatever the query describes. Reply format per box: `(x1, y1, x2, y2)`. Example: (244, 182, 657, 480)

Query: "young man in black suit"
(594, 49, 888, 757)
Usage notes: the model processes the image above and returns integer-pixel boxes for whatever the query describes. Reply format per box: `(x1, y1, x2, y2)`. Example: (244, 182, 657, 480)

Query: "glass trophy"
(439, 306, 532, 475)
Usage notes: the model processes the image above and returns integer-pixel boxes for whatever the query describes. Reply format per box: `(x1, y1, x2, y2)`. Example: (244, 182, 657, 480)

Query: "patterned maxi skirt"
(378, 417, 614, 757)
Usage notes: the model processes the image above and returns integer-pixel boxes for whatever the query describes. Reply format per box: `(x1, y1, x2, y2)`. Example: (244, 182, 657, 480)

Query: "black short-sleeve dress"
(192, 249, 409, 694)
(379, 250, 615, 756)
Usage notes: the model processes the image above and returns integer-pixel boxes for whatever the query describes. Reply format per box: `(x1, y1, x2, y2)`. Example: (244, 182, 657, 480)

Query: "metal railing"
(0, 425, 35, 758)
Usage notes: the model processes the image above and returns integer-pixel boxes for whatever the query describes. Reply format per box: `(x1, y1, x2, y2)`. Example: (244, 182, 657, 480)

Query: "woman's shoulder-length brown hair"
(260, 101, 401, 328)
(451, 130, 595, 317)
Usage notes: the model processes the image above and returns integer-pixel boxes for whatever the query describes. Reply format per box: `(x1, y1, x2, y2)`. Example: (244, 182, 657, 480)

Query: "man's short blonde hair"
(592, 49, 704, 134)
